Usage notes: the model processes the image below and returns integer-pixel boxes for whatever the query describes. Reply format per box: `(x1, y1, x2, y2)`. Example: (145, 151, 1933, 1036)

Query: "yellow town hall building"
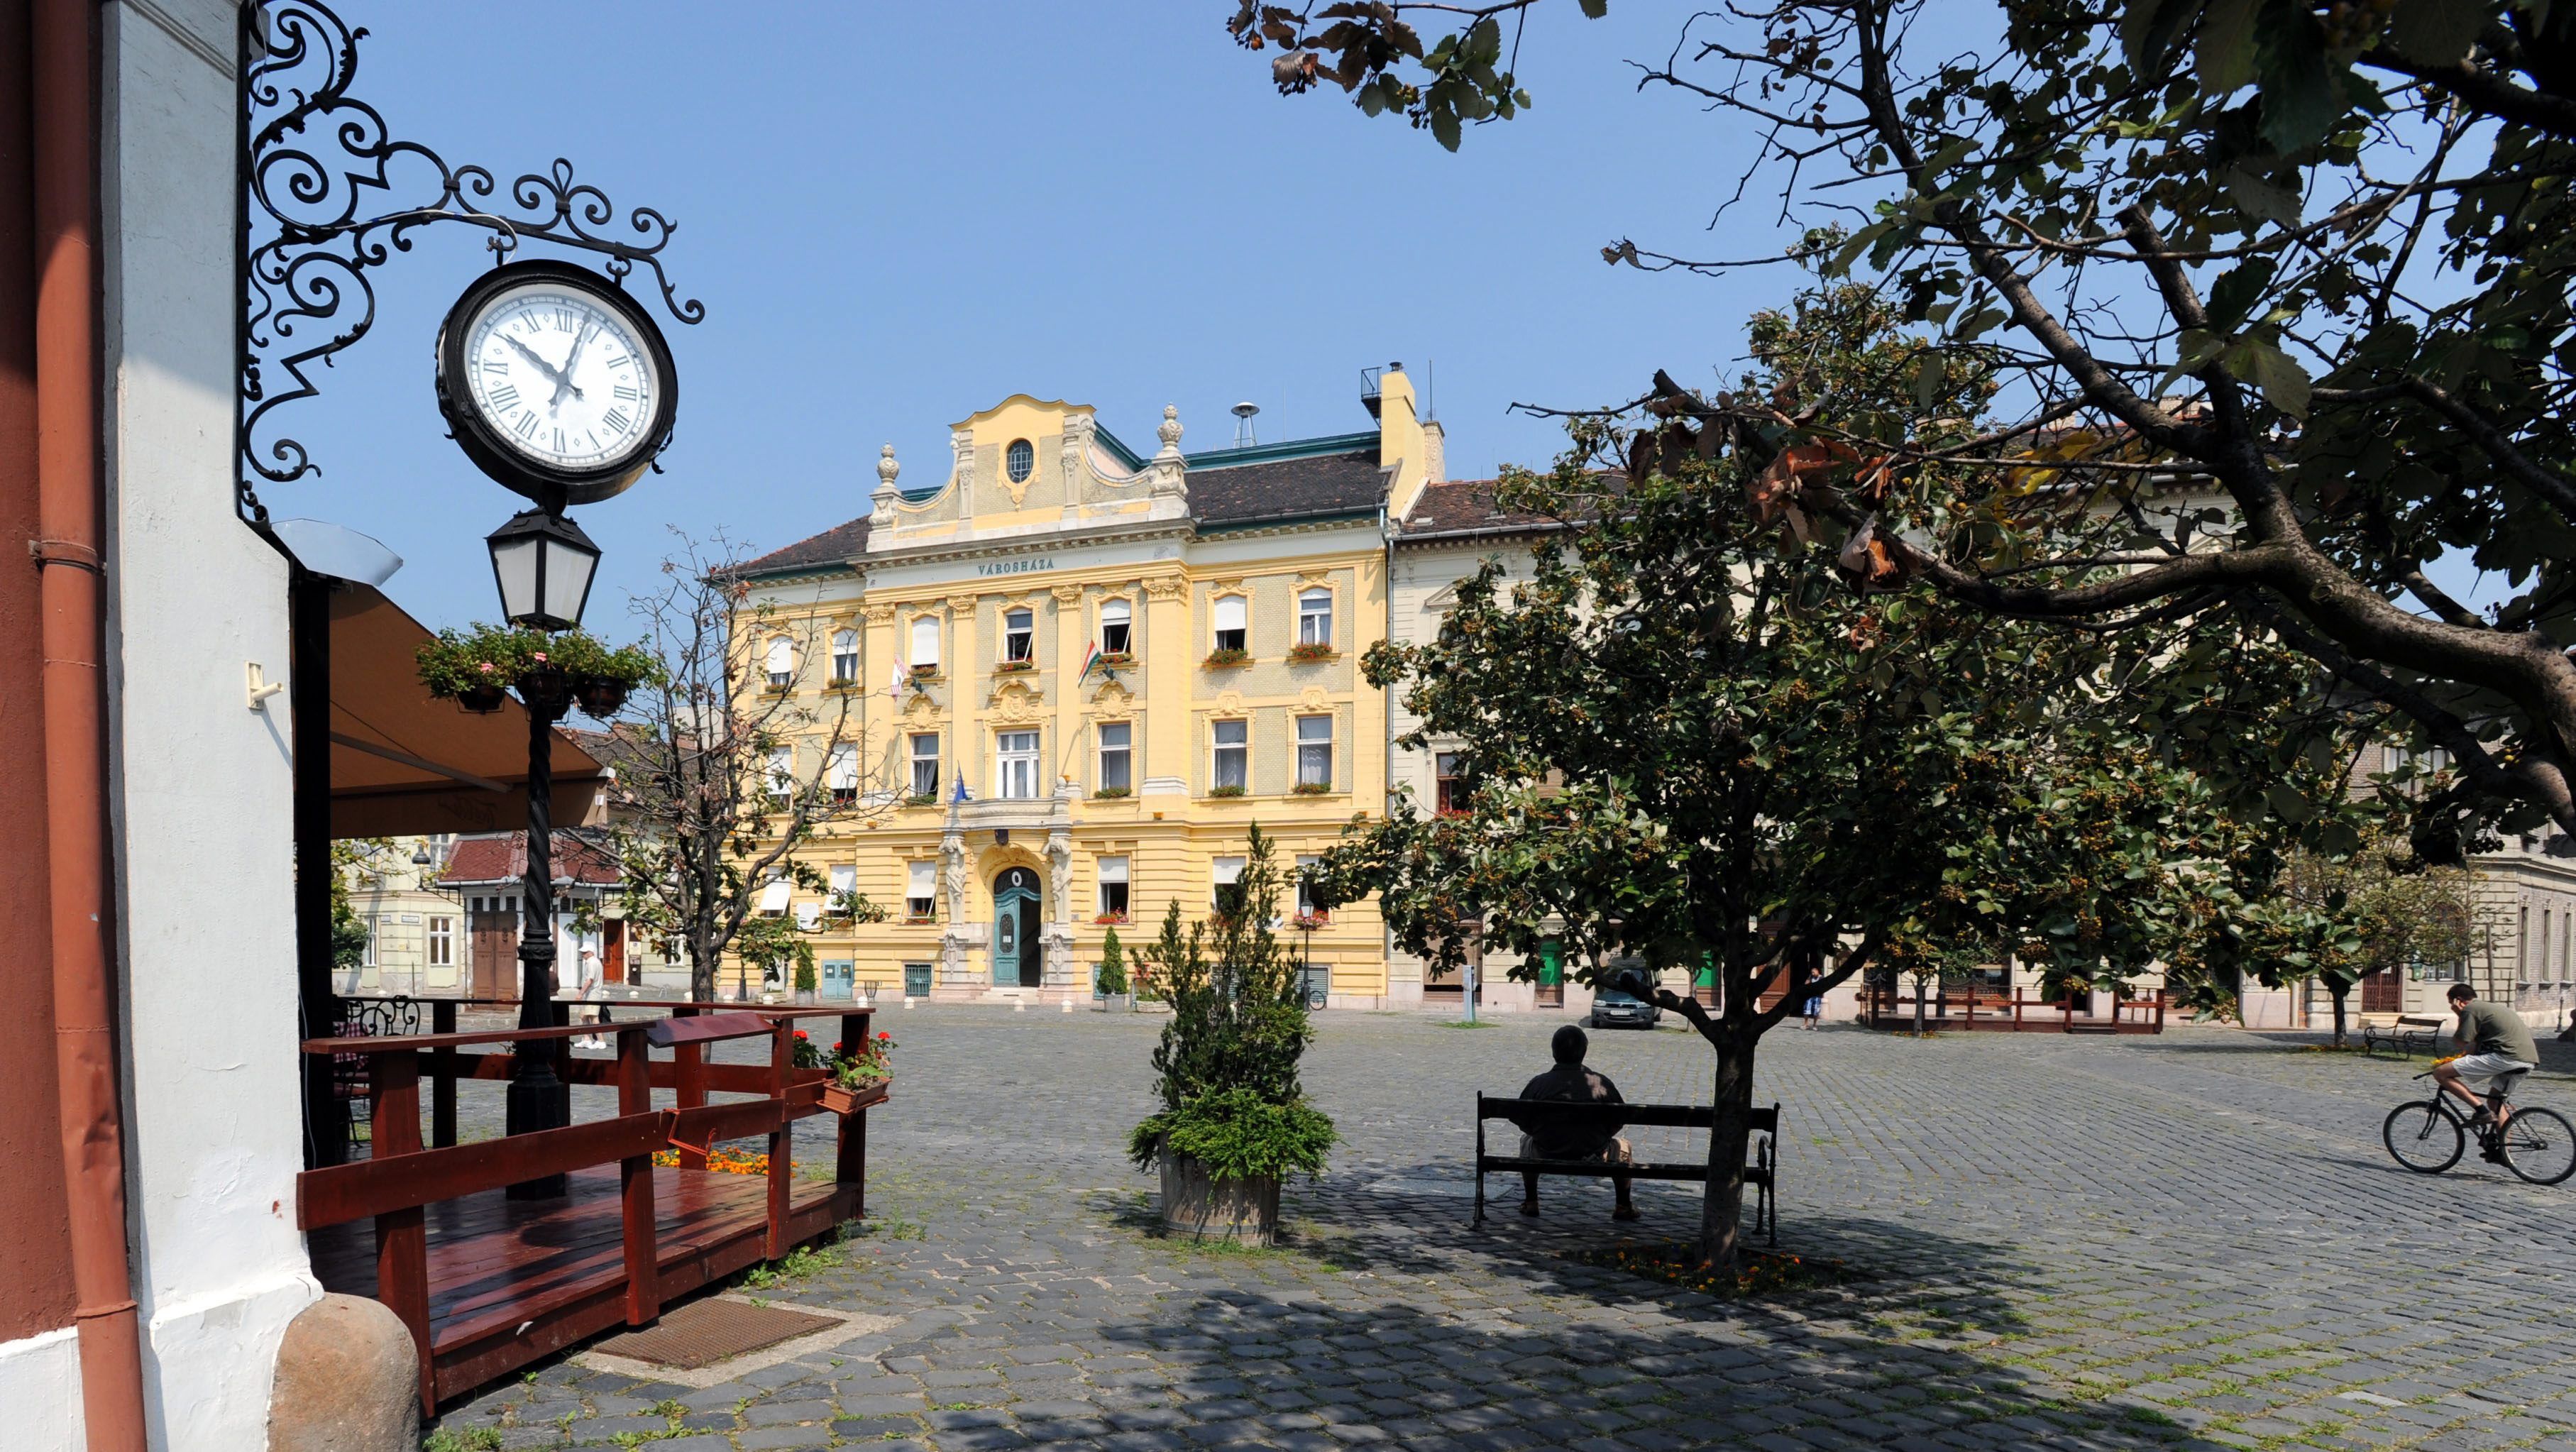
(732, 366, 1445, 1004)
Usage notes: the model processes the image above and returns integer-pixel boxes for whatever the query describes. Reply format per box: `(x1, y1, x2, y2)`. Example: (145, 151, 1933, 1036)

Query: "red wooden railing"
(297, 1005, 877, 1414)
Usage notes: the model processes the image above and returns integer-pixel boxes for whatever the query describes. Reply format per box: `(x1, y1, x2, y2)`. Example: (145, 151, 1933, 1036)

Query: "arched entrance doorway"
(992, 867, 1042, 988)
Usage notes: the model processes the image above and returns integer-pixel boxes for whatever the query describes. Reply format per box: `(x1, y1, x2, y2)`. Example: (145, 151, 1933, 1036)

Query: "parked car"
(1588, 986, 1661, 1030)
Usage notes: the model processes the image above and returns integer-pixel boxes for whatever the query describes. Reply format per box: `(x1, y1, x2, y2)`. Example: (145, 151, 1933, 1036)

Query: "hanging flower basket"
(417, 622, 659, 719)
(576, 678, 632, 717)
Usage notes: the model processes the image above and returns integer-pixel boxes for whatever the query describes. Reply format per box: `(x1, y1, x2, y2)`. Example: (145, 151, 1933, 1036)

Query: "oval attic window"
(1005, 439, 1035, 484)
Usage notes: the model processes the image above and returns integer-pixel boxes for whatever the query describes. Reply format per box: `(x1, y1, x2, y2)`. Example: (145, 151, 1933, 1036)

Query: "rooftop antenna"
(1231, 401, 1260, 449)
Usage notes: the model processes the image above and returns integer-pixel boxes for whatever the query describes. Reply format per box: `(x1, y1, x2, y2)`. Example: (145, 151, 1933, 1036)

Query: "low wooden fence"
(1864, 984, 2167, 1034)
(297, 1004, 879, 1414)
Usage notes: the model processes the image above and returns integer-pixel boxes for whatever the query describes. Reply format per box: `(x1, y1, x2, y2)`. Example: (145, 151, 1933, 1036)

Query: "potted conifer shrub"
(1096, 927, 1130, 1011)
(1127, 827, 1335, 1245)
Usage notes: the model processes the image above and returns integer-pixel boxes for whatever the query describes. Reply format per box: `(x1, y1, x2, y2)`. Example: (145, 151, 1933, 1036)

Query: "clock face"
(460, 280, 661, 473)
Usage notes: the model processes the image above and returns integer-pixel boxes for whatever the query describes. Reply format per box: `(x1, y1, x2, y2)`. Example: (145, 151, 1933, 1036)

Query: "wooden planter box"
(1157, 1141, 1279, 1245)
(820, 1078, 891, 1116)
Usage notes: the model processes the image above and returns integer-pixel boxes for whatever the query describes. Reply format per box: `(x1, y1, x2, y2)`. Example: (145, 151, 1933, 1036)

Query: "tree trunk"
(2329, 981, 2350, 1047)
(1696, 1025, 1755, 1270)
(1912, 977, 1926, 1037)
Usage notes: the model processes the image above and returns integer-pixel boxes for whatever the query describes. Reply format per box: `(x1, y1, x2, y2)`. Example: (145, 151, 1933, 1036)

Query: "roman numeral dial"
(459, 277, 664, 475)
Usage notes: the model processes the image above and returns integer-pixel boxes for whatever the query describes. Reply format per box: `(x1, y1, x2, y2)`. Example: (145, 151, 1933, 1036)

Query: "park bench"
(2363, 1015, 2447, 1057)
(1473, 1094, 1778, 1245)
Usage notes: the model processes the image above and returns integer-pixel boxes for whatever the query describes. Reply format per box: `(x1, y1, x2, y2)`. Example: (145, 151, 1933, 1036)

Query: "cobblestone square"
(434, 1011, 2576, 1451)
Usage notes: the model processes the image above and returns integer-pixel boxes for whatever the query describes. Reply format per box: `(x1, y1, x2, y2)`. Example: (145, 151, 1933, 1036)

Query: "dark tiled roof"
(1397, 478, 1565, 540)
(1191, 447, 1389, 528)
(740, 515, 872, 576)
(739, 442, 1389, 570)
(439, 830, 622, 888)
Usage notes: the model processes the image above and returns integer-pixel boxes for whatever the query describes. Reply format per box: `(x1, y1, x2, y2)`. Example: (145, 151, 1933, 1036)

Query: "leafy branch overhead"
(1225, 0, 2576, 862)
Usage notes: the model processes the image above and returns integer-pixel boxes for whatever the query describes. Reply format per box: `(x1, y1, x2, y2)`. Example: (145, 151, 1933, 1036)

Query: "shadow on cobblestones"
(1081, 1279, 2221, 1452)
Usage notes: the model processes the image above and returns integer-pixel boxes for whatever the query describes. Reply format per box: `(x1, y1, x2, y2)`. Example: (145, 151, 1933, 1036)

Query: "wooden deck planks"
(309, 1165, 842, 1355)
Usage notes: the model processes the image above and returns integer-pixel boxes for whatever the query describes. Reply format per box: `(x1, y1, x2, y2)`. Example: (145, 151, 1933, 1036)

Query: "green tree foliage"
(1307, 280, 2372, 1267)
(1130, 827, 1334, 1179)
(1097, 927, 1129, 999)
(1226, 0, 2576, 863)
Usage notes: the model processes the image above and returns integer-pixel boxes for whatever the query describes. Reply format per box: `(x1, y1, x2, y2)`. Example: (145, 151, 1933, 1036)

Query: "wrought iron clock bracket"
(238, 0, 704, 527)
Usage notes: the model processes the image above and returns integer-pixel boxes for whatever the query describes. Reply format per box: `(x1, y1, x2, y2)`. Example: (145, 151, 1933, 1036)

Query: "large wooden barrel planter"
(1156, 1140, 1279, 1245)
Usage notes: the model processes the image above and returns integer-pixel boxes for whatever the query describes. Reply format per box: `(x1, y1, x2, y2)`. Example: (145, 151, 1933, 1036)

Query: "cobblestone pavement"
(429, 1010, 2576, 1451)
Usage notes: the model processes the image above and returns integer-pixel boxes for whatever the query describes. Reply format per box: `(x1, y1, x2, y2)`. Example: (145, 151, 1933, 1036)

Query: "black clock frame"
(434, 259, 680, 510)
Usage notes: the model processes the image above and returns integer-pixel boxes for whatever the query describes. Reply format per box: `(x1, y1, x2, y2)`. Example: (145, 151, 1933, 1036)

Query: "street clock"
(434, 259, 678, 507)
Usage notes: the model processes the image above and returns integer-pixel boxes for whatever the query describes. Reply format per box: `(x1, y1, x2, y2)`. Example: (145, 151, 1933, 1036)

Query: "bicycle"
(2383, 1069, 2576, 1185)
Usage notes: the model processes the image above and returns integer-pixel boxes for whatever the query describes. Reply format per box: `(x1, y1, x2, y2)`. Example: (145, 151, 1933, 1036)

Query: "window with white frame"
(827, 744, 858, 804)
(1211, 855, 1246, 915)
(360, 917, 378, 967)
(828, 864, 856, 915)
(426, 915, 454, 967)
(830, 629, 859, 683)
(906, 860, 937, 920)
(1435, 751, 1470, 814)
(766, 745, 795, 801)
(1097, 855, 1130, 920)
(997, 730, 1041, 800)
(1211, 595, 1247, 653)
(1211, 719, 1248, 792)
(765, 636, 794, 688)
(1003, 607, 1035, 663)
(909, 615, 940, 671)
(1006, 437, 1035, 483)
(1097, 722, 1132, 792)
(759, 877, 791, 917)
(909, 733, 940, 798)
(795, 898, 822, 931)
(1298, 588, 1333, 647)
(1099, 598, 1132, 655)
(1294, 854, 1326, 921)
(1296, 715, 1333, 789)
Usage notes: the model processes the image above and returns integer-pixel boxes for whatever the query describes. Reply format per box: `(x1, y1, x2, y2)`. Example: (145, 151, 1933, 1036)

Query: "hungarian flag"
(1077, 639, 1101, 683)
(887, 653, 906, 700)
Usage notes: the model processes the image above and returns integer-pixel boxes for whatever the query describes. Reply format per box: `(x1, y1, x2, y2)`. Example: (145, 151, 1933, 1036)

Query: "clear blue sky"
(261, 2, 1790, 632)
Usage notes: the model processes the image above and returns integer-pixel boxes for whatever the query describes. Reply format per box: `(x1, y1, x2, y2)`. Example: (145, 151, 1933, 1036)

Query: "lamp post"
(409, 842, 434, 998)
(491, 508, 600, 1200)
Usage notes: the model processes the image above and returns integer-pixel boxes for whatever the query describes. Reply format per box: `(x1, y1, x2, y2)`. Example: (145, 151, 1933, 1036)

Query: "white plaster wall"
(0, 1327, 84, 1450)
(101, 2, 319, 1448)
(1385, 539, 1542, 1004)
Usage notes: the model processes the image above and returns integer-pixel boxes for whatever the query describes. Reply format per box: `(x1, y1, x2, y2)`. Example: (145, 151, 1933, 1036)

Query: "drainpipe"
(33, 1, 148, 1448)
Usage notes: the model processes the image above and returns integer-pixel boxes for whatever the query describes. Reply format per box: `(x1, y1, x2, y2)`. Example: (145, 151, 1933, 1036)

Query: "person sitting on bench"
(1511, 1024, 1639, 1221)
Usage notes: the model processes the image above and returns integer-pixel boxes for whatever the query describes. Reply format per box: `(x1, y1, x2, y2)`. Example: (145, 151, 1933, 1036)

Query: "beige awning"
(328, 583, 606, 837)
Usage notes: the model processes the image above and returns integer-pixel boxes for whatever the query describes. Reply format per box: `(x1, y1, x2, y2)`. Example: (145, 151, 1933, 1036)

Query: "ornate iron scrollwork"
(238, 0, 702, 523)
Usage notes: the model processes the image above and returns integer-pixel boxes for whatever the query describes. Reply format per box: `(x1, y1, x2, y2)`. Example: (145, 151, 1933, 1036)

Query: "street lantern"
(485, 508, 600, 631)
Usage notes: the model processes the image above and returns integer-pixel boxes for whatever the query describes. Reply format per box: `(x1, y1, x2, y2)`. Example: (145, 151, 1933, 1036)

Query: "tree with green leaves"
(1226, 0, 2576, 866)
(1305, 272, 2379, 1267)
(1098, 926, 1130, 1001)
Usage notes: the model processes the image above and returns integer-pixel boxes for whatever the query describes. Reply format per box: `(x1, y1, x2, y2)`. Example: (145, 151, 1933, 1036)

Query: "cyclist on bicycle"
(2431, 984, 2538, 1153)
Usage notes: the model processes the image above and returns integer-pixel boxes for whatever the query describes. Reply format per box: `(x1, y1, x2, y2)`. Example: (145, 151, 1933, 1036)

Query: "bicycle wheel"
(2498, 1107, 2576, 1186)
(2384, 1100, 2464, 1173)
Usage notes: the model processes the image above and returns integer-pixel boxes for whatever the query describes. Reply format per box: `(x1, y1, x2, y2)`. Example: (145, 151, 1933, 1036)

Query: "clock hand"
(502, 333, 571, 392)
(551, 319, 599, 412)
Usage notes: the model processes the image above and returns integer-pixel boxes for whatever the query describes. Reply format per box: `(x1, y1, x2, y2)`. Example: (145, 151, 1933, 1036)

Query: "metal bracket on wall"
(237, 0, 704, 525)
(247, 661, 286, 711)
